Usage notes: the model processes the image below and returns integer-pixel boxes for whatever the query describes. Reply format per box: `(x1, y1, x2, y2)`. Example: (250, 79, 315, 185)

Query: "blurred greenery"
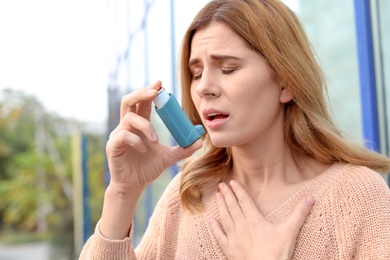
(0, 89, 105, 257)
(0, 88, 179, 259)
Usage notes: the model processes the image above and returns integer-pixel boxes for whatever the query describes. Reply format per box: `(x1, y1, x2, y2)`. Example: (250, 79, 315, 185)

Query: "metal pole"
(170, 0, 179, 177)
(82, 135, 91, 243)
(170, 0, 177, 97)
(353, 0, 380, 152)
(126, 0, 132, 93)
(143, 0, 153, 220)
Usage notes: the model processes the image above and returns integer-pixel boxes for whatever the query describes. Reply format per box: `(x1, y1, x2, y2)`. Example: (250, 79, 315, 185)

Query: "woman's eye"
(221, 68, 236, 75)
(193, 73, 202, 80)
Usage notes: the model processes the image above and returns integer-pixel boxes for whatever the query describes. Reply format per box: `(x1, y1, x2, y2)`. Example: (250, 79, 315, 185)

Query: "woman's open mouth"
(203, 109, 230, 129)
(207, 113, 229, 121)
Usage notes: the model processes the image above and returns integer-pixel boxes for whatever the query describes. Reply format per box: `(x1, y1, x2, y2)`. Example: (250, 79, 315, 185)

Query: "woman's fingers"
(284, 196, 314, 236)
(211, 181, 314, 259)
(210, 218, 228, 249)
(229, 180, 263, 222)
(119, 81, 161, 120)
(215, 190, 236, 233)
(111, 112, 159, 144)
(123, 112, 159, 143)
(162, 139, 203, 168)
(219, 182, 246, 223)
(107, 112, 161, 158)
(107, 130, 147, 154)
(115, 81, 162, 149)
(171, 139, 203, 158)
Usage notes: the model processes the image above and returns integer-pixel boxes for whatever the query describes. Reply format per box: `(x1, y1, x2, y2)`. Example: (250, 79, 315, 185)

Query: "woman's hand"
(210, 180, 314, 260)
(100, 81, 202, 239)
(106, 81, 202, 194)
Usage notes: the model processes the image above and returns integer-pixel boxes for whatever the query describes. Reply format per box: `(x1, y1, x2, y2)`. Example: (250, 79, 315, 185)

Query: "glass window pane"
(297, 0, 363, 141)
(375, 0, 390, 151)
(373, 0, 390, 183)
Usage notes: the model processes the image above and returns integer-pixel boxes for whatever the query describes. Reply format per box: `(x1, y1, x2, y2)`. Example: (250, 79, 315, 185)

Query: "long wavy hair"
(178, 0, 390, 213)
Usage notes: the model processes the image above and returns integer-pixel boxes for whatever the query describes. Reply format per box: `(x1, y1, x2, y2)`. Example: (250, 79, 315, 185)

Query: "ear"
(279, 87, 293, 104)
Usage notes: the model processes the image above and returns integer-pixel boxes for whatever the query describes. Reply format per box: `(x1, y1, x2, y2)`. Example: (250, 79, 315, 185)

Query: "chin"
(209, 135, 236, 148)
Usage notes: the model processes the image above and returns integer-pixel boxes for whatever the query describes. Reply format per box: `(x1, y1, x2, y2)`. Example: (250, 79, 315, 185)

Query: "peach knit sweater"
(80, 163, 390, 259)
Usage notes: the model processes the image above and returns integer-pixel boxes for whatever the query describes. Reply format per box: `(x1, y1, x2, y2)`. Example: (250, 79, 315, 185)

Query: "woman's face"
(189, 22, 292, 148)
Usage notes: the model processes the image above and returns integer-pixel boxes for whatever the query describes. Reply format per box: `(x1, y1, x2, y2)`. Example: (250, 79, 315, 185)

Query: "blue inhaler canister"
(153, 87, 205, 147)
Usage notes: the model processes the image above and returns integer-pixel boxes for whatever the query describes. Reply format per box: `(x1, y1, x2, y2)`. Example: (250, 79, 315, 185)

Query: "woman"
(80, 0, 390, 259)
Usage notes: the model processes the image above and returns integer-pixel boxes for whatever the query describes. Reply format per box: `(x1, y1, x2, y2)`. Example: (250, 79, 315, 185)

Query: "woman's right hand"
(106, 80, 202, 195)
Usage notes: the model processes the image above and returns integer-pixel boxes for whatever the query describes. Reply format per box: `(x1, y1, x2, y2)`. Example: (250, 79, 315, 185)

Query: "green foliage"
(0, 89, 105, 242)
(85, 133, 105, 225)
(0, 152, 47, 230)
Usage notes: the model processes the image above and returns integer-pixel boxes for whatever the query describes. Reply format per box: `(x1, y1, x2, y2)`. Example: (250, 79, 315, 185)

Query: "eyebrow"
(188, 54, 242, 68)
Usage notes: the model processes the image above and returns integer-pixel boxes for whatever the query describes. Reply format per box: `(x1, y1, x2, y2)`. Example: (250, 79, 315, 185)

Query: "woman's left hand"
(210, 180, 314, 260)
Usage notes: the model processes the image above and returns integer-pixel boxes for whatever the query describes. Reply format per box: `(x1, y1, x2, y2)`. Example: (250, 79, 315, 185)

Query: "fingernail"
(216, 192, 223, 201)
(151, 130, 158, 142)
(218, 182, 225, 190)
(305, 197, 314, 206)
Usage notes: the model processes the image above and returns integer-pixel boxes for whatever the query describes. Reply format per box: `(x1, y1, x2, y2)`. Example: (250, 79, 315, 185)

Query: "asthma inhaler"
(153, 87, 205, 147)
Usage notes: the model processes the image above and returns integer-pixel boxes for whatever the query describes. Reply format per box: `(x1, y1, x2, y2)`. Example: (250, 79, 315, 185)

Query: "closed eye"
(221, 69, 236, 75)
(193, 73, 202, 80)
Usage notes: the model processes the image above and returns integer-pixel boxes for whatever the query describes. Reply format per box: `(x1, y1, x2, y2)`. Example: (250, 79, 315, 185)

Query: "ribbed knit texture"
(80, 163, 390, 259)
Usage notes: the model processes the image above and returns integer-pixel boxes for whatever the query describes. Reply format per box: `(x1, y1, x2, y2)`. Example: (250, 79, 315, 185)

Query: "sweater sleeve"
(134, 173, 182, 259)
(79, 173, 182, 260)
(79, 221, 136, 260)
(332, 166, 390, 259)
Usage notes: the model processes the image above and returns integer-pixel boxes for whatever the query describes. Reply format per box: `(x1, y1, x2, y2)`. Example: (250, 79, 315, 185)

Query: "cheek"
(236, 84, 281, 118)
(190, 87, 200, 108)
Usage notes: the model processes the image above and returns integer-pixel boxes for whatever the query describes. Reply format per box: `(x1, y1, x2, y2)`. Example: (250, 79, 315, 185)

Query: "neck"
(228, 142, 325, 194)
(225, 141, 330, 216)
(229, 144, 291, 185)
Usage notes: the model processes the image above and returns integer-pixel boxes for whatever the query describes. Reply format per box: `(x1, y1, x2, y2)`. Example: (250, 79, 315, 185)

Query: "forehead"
(190, 22, 252, 55)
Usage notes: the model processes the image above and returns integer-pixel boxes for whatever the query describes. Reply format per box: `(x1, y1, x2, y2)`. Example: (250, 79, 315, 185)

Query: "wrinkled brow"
(188, 54, 243, 68)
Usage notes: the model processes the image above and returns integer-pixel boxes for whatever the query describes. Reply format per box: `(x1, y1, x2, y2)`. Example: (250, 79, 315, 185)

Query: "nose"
(194, 70, 220, 99)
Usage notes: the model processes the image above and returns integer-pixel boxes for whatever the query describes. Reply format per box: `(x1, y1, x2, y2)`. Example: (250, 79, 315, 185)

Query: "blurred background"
(0, 0, 389, 259)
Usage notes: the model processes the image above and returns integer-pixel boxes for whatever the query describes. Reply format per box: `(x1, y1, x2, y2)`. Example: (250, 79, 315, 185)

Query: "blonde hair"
(178, 0, 390, 213)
